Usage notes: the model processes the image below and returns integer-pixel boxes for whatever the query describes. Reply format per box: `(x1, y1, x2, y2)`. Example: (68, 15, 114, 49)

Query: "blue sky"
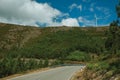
(36, 0, 118, 26)
(0, 0, 118, 27)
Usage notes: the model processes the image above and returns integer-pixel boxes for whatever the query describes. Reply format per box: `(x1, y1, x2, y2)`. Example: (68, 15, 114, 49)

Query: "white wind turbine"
(94, 14, 104, 27)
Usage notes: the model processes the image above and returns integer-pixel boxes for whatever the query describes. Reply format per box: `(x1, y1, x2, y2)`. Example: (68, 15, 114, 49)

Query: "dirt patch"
(70, 67, 86, 80)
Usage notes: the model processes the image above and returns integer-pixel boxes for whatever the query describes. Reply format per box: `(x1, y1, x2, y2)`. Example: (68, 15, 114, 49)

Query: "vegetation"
(0, 56, 63, 78)
(3, 27, 106, 59)
(80, 2, 120, 80)
(105, 21, 120, 54)
(0, 23, 107, 78)
(66, 51, 91, 61)
(0, 7, 119, 79)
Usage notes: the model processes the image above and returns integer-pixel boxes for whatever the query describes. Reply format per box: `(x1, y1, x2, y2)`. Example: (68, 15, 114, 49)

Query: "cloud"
(82, 0, 90, 3)
(96, 7, 110, 14)
(78, 15, 110, 27)
(69, 3, 82, 11)
(0, 0, 63, 26)
(89, 7, 94, 12)
(46, 18, 80, 27)
(96, 6, 111, 19)
(0, 0, 80, 27)
(89, 3, 96, 12)
(78, 5, 82, 11)
(78, 16, 95, 27)
(69, 3, 77, 11)
(90, 3, 96, 7)
(61, 18, 79, 27)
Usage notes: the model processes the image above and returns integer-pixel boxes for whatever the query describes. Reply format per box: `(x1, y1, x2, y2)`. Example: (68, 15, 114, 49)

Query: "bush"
(87, 63, 95, 70)
(66, 51, 90, 61)
(87, 61, 109, 71)
(0, 57, 50, 78)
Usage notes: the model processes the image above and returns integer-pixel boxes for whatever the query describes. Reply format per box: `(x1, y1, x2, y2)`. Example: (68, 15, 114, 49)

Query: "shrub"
(66, 51, 90, 61)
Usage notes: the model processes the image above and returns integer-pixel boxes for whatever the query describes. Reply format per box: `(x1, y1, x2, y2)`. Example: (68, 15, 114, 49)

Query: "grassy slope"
(0, 23, 107, 57)
(0, 23, 41, 50)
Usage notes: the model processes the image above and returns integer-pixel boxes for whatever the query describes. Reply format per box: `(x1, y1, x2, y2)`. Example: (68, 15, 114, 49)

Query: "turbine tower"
(94, 14, 104, 27)
(94, 14, 98, 27)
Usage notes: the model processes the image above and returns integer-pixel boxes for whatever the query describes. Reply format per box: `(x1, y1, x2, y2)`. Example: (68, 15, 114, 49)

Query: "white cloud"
(78, 16, 95, 27)
(90, 3, 96, 7)
(61, 18, 79, 27)
(89, 3, 96, 12)
(96, 7, 110, 14)
(69, 3, 82, 11)
(78, 17, 84, 23)
(44, 18, 80, 27)
(0, 0, 63, 26)
(78, 16, 110, 27)
(0, 0, 79, 27)
(78, 5, 82, 11)
(82, 0, 90, 3)
(69, 3, 77, 11)
(90, 7, 94, 12)
(96, 6, 111, 19)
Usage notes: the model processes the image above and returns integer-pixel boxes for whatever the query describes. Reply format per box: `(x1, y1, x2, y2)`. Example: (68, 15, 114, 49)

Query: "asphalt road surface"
(9, 66, 84, 80)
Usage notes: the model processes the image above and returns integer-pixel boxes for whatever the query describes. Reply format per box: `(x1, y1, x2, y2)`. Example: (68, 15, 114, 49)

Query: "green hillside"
(0, 23, 119, 80)
(0, 23, 107, 59)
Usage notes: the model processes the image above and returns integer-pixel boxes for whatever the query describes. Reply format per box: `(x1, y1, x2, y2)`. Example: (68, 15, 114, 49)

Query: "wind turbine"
(94, 14, 104, 27)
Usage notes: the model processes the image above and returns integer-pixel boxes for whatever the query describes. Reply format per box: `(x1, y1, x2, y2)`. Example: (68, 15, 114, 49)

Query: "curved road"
(9, 66, 84, 80)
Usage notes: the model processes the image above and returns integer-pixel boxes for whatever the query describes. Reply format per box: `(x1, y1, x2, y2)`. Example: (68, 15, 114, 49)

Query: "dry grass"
(70, 67, 86, 80)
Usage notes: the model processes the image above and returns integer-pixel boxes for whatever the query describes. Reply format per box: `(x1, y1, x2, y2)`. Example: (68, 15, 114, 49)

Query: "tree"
(116, 0, 120, 25)
(105, 1, 120, 54)
(116, 0, 120, 18)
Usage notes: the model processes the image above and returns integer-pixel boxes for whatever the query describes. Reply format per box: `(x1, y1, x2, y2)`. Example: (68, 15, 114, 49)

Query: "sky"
(0, 0, 118, 27)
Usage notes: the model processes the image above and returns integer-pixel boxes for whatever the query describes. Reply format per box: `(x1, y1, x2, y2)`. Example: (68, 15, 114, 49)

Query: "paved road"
(9, 66, 84, 80)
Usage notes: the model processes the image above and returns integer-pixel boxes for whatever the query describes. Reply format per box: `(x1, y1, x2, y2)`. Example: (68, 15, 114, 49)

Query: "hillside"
(0, 23, 107, 50)
(0, 23, 119, 80)
(0, 23, 108, 58)
(0, 23, 41, 50)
